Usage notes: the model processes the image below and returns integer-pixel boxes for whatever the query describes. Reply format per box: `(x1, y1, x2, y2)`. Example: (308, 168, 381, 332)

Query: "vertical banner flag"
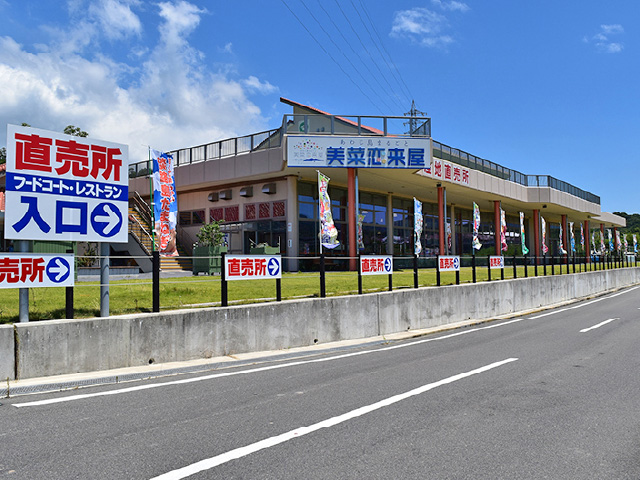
(500, 209, 508, 252)
(633, 234, 637, 253)
(318, 171, 340, 249)
(519, 212, 529, 255)
(623, 233, 628, 253)
(357, 213, 365, 249)
(600, 230, 606, 255)
(591, 230, 597, 254)
(414, 198, 423, 255)
(152, 149, 178, 256)
(615, 230, 621, 252)
(569, 222, 576, 254)
(580, 223, 585, 251)
(446, 222, 452, 252)
(558, 223, 567, 254)
(541, 217, 549, 254)
(607, 229, 613, 252)
(472, 202, 482, 251)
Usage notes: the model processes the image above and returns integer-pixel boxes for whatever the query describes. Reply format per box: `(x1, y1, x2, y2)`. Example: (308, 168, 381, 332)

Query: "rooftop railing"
(432, 141, 600, 205)
(128, 115, 599, 206)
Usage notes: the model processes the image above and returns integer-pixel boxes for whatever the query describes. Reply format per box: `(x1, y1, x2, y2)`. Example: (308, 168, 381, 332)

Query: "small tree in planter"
(193, 220, 228, 275)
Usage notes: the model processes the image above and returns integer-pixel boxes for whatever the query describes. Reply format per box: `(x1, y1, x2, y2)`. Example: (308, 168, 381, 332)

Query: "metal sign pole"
(100, 242, 109, 317)
(18, 240, 29, 323)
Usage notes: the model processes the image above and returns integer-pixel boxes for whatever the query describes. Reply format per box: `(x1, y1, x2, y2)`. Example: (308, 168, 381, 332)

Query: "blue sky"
(0, 1, 637, 214)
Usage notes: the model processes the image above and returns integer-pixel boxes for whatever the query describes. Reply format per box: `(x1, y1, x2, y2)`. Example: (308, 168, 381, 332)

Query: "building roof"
(280, 97, 385, 135)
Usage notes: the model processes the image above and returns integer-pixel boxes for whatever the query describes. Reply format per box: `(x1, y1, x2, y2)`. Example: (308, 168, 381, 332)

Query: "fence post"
(221, 252, 228, 307)
(413, 254, 419, 288)
(487, 255, 491, 282)
(513, 255, 517, 279)
(534, 256, 538, 276)
(551, 255, 555, 275)
(455, 269, 460, 285)
(543, 255, 547, 276)
(436, 258, 441, 286)
(524, 254, 528, 277)
(320, 254, 326, 298)
(276, 278, 282, 302)
(152, 250, 160, 313)
(472, 252, 476, 283)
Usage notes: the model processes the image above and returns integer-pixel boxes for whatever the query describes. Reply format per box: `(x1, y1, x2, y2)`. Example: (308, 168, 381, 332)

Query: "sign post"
(4, 125, 129, 320)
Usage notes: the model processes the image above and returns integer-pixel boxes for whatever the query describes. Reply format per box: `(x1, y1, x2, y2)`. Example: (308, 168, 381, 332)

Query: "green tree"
(63, 125, 88, 137)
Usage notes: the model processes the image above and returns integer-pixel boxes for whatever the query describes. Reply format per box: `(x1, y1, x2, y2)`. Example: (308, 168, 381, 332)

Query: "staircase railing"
(128, 213, 153, 256)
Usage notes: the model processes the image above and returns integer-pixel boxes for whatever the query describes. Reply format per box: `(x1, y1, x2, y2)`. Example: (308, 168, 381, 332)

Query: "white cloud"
(243, 76, 278, 94)
(585, 24, 624, 53)
(431, 0, 470, 13)
(0, 1, 277, 163)
(89, 0, 143, 40)
(390, 7, 457, 49)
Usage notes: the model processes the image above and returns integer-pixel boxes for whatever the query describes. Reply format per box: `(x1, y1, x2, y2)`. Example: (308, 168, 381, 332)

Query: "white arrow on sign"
(95, 204, 120, 236)
(48, 258, 69, 282)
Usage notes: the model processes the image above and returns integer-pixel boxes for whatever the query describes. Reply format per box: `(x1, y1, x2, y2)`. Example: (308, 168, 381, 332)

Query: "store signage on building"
(416, 158, 471, 187)
(224, 255, 282, 281)
(4, 125, 129, 243)
(0, 254, 74, 289)
(489, 256, 505, 269)
(287, 135, 431, 169)
(438, 255, 460, 272)
(360, 255, 393, 276)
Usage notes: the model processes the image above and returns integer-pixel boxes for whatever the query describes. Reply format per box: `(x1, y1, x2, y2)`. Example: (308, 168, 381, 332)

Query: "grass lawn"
(0, 260, 615, 323)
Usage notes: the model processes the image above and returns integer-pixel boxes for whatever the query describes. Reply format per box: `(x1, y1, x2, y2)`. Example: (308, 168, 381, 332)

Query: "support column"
(561, 214, 568, 264)
(584, 220, 590, 262)
(533, 209, 540, 259)
(450, 204, 456, 255)
(348, 168, 357, 271)
(386, 193, 394, 255)
(286, 175, 299, 272)
(494, 201, 501, 256)
(437, 185, 445, 255)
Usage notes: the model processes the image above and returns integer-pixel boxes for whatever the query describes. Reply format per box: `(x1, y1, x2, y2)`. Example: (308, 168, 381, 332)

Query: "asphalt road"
(1, 286, 639, 479)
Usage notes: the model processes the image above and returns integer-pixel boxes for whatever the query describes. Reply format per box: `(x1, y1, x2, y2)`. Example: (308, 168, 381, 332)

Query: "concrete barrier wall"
(0, 325, 14, 380)
(7, 268, 640, 380)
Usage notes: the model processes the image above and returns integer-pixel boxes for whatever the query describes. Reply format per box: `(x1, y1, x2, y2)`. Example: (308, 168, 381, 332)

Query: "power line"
(355, 0, 415, 103)
(280, 0, 385, 114)
(315, 0, 401, 113)
(297, 0, 396, 113)
(333, 0, 406, 113)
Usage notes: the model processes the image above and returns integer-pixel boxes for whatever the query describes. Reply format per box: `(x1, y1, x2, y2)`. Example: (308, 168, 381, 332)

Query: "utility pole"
(404, 100, 427, 136)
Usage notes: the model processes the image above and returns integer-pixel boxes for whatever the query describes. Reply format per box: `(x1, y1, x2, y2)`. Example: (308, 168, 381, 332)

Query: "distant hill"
(614, 212, 640, 234)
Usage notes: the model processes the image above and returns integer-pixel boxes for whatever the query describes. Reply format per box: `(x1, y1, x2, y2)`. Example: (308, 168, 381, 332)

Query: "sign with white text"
(288, 136, 431, 169)
(438, 255, 460, 272)
(0, 254, 74, 288)
(4, 125, 129, 243)
(489, 256, 505, 269)
(360, 255, 393, 276)
(416, 158, 471, 187)
(224, 255, 282, 281)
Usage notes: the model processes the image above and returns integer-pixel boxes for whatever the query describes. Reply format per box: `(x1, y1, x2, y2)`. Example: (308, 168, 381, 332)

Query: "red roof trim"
(280, 97, 385, 135)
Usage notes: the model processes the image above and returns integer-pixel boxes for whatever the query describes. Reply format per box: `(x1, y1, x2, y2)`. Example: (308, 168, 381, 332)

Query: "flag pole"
(148, 147, 156, 252)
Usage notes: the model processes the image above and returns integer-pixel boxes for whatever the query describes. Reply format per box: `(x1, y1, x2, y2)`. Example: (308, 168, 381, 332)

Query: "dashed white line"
(580, 318, 619, 333)
(149, 358, 519, 480)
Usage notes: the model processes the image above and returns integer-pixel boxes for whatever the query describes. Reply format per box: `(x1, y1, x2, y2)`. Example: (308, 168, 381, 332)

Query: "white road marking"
(580, 318, 619, 333)
(149, 358, 519, 480)
(529, 286, 639, 319)
(14, 286, 639, 408)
